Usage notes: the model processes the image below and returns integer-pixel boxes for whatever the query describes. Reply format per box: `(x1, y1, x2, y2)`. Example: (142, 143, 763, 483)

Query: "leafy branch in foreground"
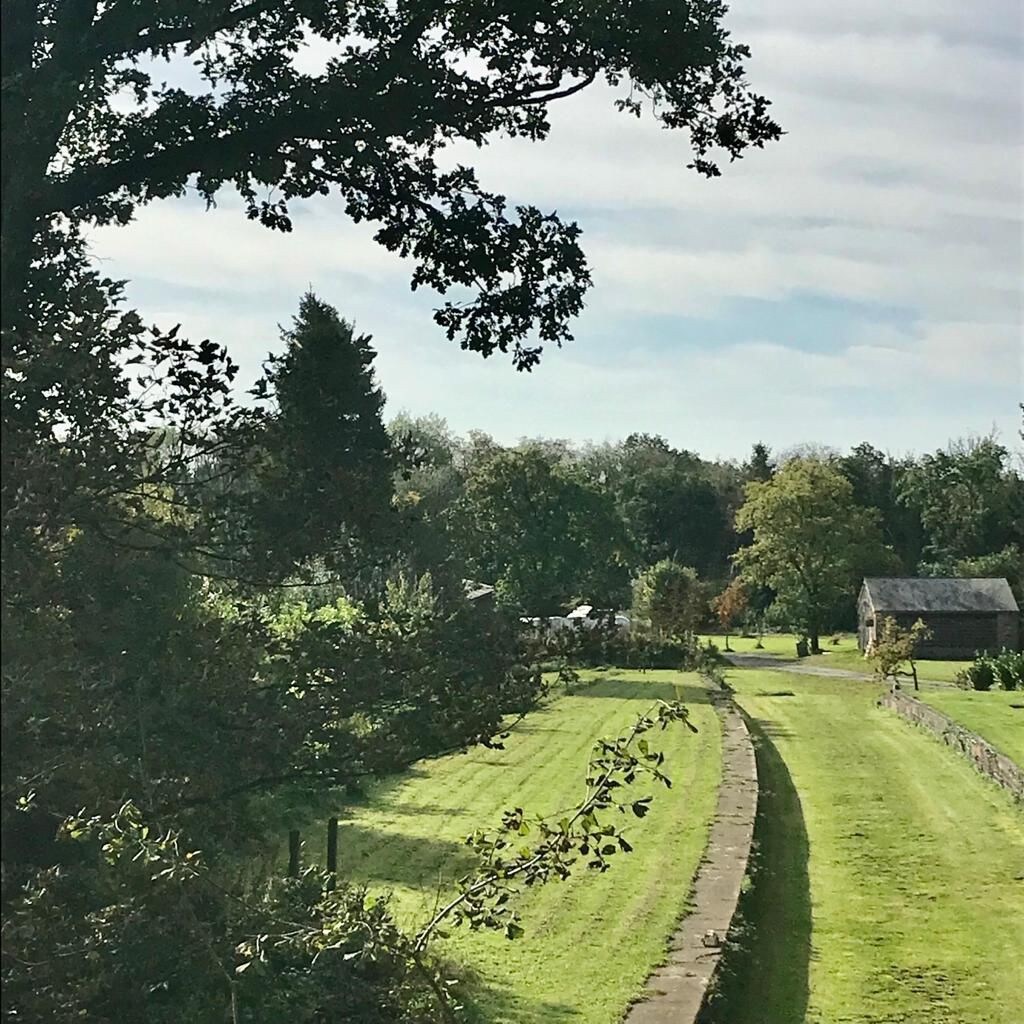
(3, 1, 780, 363)
(3, 700, 695, 1023)
(415, 699, 697, 952)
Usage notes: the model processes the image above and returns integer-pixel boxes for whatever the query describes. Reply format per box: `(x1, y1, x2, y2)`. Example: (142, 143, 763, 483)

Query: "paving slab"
(624, 696, 757, 1024)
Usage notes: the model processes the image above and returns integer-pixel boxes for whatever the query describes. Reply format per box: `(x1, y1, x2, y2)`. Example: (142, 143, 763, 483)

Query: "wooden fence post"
(326, 817, 338, 875)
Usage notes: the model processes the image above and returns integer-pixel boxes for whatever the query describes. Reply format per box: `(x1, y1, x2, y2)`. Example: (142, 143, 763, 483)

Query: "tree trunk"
(809, 630, 821, 655)
(0, 1, 38, 333)
(0, 197, 39, 333)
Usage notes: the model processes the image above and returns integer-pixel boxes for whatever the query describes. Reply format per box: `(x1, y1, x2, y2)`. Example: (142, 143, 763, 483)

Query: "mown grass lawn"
(698, 632, 808, 656)
(705, 668, 1024, 1024)
(699, 631, 863, 660)
(917, 689, 1024, 765)
(319, 670, 721, 1024)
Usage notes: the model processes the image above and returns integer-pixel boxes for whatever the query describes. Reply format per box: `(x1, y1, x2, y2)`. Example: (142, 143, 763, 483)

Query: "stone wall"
(880, 692, 1024, 803)
(625, 697, 758, 1024)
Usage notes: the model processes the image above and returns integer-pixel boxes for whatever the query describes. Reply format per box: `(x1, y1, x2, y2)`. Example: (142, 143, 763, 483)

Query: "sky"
(89, 0, 1024, 462)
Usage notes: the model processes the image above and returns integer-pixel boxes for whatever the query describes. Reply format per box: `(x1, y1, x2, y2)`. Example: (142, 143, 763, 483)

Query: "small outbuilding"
(463, 580, 496, 606)
(858, 577, 1020, 659)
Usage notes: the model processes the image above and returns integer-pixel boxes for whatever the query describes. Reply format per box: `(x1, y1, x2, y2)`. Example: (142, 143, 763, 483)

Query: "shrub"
(532, 623, 723, 674)
(955, 649, 1023, 692)
(963, 656, 996, 691)
(992, 649, 1023, 691)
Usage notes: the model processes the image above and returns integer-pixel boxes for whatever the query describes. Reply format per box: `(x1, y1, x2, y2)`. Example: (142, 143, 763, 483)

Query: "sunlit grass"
(699, 632, 970, 682)
(706, 668, 1024, 1024)
(917, 689, 1024, 765)
(308, 670, 721, 1024)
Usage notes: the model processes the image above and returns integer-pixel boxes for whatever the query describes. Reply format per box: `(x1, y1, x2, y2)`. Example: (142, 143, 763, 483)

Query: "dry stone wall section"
(880, 692, 1024, 803)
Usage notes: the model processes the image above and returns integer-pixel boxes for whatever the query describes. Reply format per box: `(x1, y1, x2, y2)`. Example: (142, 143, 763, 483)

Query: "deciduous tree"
(869, 616, 931, 692)
(734, 458, 893, 653)
(711, 578, 748, 651)
(613, 438, 731, 576)
(2, 0, 780, 364)
(455, 445, 631, 614)
(632, 559, 702, 640)
(899, 436, 1019, 564)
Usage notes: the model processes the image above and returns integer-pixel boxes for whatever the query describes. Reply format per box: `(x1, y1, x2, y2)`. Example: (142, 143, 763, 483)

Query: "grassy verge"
(699, 632, 970, 682)
(705, 668, 1024, 1024)
(701, 714, 811, 1023)
(916, 689, 1024, 765)
(804, 648, 969, 683)
(312, 669, 721, 1024)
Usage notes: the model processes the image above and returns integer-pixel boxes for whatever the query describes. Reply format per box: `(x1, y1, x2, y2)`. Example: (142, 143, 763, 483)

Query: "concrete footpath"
(625, 696, 757, 1023)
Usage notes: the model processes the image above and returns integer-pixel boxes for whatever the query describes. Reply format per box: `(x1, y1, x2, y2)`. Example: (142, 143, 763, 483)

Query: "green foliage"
(744, 442, 774, 483)
(2, 0, 780, 363)
(734, 458, 895, 651)
(530, 618, 723, 675)
(2, 225, 258, 594)
(611, 435, 734, 576)
(388, 413, 468, 581)
(3, 802, 446, 1024)
(868, 616, 931, 691)
(956, 649, 1024, 692)
(632, 560, 702, 640)
(251, 294, 396, 574)
(2, 545, 542, 1020)
(266, 597, 362, 641)
(5, 687, 697, 1023)
(837, 442, 923, 571)
(899, 436, 1020, 564)
(1, 263, 543, 1020)
(455, 445, 632, 614)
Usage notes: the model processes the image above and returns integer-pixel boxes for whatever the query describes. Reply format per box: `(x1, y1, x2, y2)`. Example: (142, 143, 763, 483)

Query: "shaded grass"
(916, 689, 1024, 765)
(716, 669, 1024, 1024)
(305, 669, 721, 1024)
(700, 717, 811, 1024)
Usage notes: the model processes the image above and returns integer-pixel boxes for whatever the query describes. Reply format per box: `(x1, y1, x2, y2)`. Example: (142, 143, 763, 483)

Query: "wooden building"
(858, 577, 1020, 659)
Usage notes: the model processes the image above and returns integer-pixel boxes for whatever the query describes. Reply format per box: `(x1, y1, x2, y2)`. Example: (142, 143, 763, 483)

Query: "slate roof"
(463, 580, 495, 602)
(566, 604, 593, 619)
(862, 577, 1019, 614)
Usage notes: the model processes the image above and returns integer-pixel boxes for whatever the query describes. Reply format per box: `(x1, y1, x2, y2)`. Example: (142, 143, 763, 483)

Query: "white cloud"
(87, 0, 1023, 458)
